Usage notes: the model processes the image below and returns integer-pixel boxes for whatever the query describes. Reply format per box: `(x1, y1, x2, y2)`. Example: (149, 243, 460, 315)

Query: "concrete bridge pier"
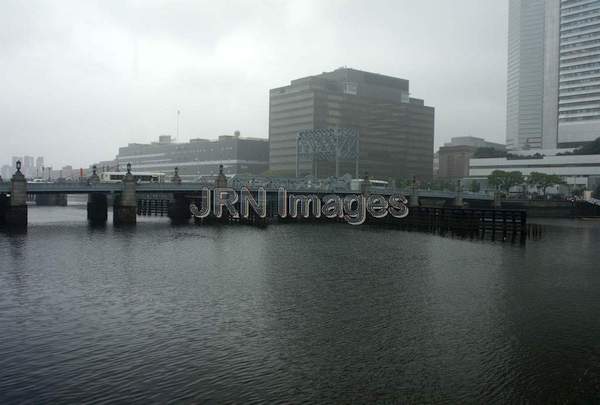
(113, 163, 137, 226)
(167, 169, 190, 224)
(87, 193, 108, 225)
(168, 194, 191, 225)
(4, 162, 28, 228)
(0, 193, 8, 227)
(86, 166, 107, 225)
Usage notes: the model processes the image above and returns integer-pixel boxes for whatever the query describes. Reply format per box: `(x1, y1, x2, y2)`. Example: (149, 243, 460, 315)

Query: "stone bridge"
(0, 162, 496, 228)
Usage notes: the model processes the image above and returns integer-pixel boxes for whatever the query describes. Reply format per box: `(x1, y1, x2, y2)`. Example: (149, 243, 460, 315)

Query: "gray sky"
(0, 0, 508, 169)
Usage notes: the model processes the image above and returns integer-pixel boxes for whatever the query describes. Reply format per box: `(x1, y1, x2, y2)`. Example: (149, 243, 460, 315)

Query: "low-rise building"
(116, 132, 269, 178)
(443, 136, 505, 149)
(438, 145, 477, 179)
(469, 154, 600, 190)
(438, 136, 505, 178)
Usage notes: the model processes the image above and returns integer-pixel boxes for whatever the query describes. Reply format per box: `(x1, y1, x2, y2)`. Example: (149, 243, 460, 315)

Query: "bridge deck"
(0, 182, 494, 200)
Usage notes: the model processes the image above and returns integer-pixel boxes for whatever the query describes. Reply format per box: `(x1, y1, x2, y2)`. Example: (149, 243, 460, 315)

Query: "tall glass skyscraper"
(507, 0, 547, 151)
(556, 0, 600, 147)
(507, 0, 600, 151)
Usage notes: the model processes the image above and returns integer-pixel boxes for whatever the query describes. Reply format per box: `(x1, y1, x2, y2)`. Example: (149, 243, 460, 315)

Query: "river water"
(1, 205, 599, 403)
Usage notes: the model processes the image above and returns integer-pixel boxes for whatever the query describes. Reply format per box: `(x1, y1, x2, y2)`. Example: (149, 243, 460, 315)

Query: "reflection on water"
(1, 206, 599, 402)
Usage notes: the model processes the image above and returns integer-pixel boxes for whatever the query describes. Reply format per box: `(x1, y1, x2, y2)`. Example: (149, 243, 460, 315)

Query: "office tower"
(11, 156, 22, 172)
(34, 156, 44, 178)
(553, 0, 600, 147)
(507, 0, 547, 150)
(508, 0, 600, 150)
(23, 156, 34, 178)
(269, 68, 434, 180)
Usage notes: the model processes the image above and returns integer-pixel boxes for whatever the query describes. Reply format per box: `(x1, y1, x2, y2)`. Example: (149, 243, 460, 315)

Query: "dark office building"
(269, 68, 435, 180)
(116, 132, 268, 177)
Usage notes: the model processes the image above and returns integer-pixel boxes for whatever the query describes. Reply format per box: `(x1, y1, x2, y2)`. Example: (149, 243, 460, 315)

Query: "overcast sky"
(0, 0, 508, 169)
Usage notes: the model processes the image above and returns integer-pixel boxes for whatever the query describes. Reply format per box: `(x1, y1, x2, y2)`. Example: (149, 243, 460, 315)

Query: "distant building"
(469, 154, 600, 189)
(11, 156, 21, 171)
(443, 136, 505, 150)
(507, 0, 600, 150)
(115, 132, 269, 177)
(35, 156, 44, 172)
(438, 137, 505, 178)
(1, 164, 11, 180)
(438, 146, 478, 179)
(23, 156, 34, 178)
(269, 67, 434, 180)
(91, 159, 119, 173)
(61, 165, 73, 179)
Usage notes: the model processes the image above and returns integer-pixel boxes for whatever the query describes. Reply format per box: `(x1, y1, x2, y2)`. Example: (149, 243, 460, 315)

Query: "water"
(1, 206, 600, 403)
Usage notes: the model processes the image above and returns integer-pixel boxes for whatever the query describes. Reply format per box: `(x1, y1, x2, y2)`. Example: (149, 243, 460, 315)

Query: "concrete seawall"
(499, 200, 600, 218)
(501, 200, 575, 218)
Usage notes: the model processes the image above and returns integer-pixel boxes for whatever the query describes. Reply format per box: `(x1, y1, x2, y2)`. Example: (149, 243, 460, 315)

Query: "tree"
(487, 170, 505, 191)
(487, 170, 524, 193)
(506, 171, 525, 191)
(469, 180, 480, 192)
(395, 178, 413, 189)
(526, 172, 566, 195)
(421, 178, 454, 191)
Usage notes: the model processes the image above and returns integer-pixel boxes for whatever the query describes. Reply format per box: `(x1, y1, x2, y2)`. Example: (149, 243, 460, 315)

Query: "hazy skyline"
(1, 0, 508, 169)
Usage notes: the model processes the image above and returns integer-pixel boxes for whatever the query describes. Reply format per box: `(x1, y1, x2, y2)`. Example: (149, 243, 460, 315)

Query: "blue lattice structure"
(296, 128, 360, 177)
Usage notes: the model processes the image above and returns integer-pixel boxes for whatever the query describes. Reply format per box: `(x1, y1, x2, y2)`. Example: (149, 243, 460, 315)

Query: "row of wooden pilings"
(137, 199, 170, 217)
(180, 191, 532, 242)
(271, 205, 531, 242)
(374, 206, 531, 243)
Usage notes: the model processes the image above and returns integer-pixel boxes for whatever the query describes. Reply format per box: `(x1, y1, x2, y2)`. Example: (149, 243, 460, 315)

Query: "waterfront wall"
(501, 200, 575, 218)
(500, 199, 600, 218)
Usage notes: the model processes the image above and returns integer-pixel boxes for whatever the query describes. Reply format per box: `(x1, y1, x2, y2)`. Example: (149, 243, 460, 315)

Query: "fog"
(0, 0, 508, 169)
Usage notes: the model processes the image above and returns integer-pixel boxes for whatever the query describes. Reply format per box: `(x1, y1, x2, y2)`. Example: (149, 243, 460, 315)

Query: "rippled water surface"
(1, 206, 600, 403)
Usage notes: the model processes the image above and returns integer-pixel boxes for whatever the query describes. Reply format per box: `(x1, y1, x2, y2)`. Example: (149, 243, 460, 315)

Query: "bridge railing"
(0, 180, 495, 200)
